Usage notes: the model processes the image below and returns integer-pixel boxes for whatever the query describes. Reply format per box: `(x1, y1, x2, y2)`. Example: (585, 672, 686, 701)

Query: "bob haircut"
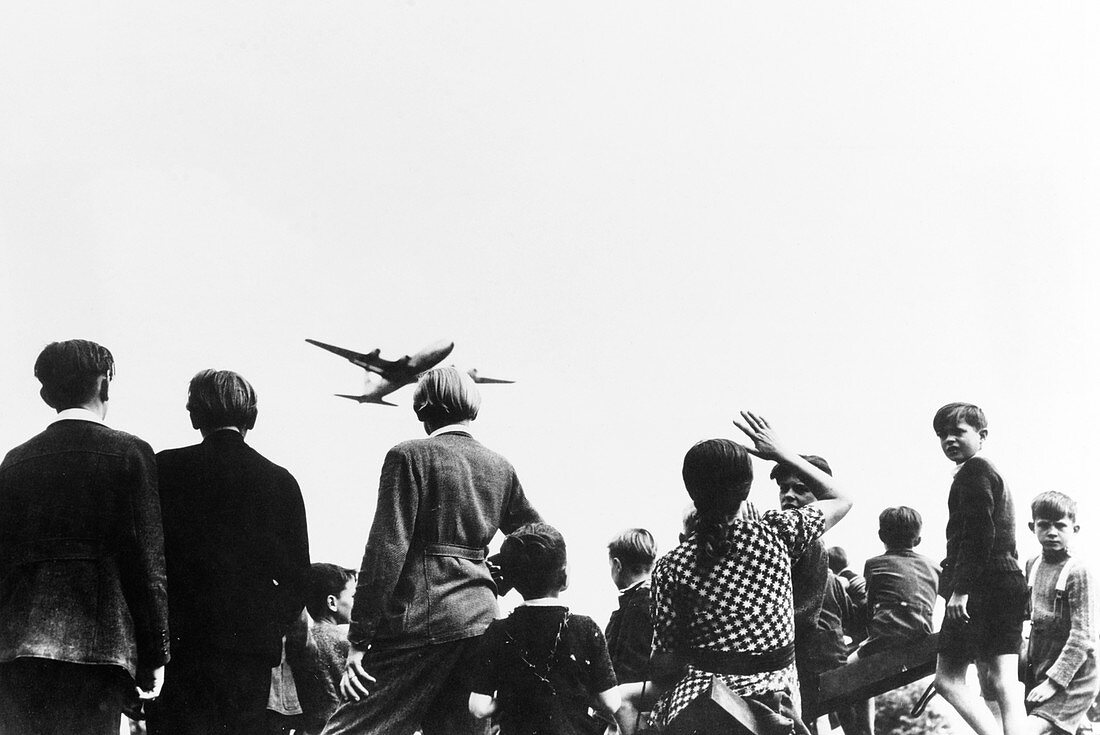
(878, 506, 923, 549)
(933, 402, 987, 434)
(682, 439, 753, 514)
(499, 523, 567, 599)
(306, 563, 357, 621)
(186, 369, 258, 432)
(1030, 491, 1077, 523)
(608, 528, 657, 573)
(34, 340, 115, 409)
(769, 454, 832, 483)
(412, 367, 481, 425)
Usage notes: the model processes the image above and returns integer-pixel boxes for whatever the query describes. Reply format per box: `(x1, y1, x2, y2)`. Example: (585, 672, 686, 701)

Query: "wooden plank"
(812, 633, 939, 717)
(665, 677, 771, 735)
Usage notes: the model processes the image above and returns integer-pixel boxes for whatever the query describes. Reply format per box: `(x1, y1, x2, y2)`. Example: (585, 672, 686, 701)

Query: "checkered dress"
(651, 505, 825, 724)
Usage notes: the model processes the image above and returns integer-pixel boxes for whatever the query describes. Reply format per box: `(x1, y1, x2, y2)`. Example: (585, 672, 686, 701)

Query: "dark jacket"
(0, 419, 169, 676)
(861, 549, 939, 656)
(157, 430, 310, 666)
(349, 431, 541, 650)
(605, 578, 654, 683)
(942, 456, 1019, 596)
(792, 539, 828, 639)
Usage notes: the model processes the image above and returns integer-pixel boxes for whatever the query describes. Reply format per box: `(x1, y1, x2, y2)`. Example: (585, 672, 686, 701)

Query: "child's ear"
(559, 564, 569, 593)
(1028, 521, 1036, 532)
(1072, 523, 1081, 534)
(978, 428, 989, 441)
(912, 535, 921, 548)
(327, 594, 339, 614)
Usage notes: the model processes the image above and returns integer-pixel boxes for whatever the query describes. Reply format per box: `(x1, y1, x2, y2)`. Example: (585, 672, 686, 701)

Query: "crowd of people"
(0, 338, 1095, 735)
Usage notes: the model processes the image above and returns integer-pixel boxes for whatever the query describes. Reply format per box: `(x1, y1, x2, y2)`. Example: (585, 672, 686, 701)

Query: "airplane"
(306, 338, 513, 406)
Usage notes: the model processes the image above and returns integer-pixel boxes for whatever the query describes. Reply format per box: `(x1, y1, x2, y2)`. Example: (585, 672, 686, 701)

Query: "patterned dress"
(651, 505, 825, 724)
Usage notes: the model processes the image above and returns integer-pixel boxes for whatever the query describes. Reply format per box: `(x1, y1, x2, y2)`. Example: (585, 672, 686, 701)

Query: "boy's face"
(1029, 515, 1078, 554)
(936, 421, 987, 464)
(777, 476, 816, 510)
(330, 578, 356, 624)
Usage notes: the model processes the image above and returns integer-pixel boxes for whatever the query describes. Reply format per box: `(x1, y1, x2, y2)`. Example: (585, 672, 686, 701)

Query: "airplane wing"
(466, 368, 515, 384)
(306, 339, 386, 372)
(335, 394, 398, 406)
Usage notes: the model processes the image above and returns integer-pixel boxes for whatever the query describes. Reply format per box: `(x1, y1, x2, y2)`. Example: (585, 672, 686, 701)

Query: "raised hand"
(732, 411, 789, 462)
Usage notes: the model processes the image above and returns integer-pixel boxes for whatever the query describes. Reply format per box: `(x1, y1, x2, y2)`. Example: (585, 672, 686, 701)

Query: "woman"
(649, 412, 852, 734)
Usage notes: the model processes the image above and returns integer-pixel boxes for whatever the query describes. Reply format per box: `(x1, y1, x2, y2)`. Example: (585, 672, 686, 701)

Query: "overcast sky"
(2, 2, 1097, 625)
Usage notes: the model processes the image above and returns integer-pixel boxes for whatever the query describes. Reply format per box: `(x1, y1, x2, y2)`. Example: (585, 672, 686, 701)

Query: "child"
(1022, 492, 1098, 735)
(292, 563, 357, 735)
(605, 529, 657, 685)
(847, 507, 941, 735)
(468, 523, 620, 734)
(932, 402, 1027, 735)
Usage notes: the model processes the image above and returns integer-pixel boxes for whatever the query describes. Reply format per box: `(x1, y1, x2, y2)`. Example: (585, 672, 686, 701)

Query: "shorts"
(938, 569, 1027, 660)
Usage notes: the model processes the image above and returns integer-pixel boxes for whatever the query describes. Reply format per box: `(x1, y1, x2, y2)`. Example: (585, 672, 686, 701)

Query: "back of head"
(932, 402, 987, 434)
(34, 340, 115, 409)
(769, 454, 832, 483)
(307, 563, 357, 620)
(412, 367, 481, 426)
(879, 506, 923, 549)
(186, 369, 258, 432)
(1031, 491, 1077, 523)
(499, 522, 567, 599)
(608, 528, 657, 575)
(827, 546, 849, 573)
(682, 439, 753, 565)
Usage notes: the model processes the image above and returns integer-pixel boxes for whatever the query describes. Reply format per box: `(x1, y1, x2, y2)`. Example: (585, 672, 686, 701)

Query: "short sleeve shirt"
(651, 505, 825, 723)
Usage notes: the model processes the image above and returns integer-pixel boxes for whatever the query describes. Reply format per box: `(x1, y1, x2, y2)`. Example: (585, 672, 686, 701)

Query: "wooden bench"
(810, 633, 939, 718)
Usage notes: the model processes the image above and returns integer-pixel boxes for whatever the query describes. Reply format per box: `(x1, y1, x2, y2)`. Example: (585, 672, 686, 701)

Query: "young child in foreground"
(294, 563, 357, 735)
(846, 506, 941, 735)
(1022, 491, 1098, 735)
(468, 523, 621, 735)
(931, 402, 1027, 735)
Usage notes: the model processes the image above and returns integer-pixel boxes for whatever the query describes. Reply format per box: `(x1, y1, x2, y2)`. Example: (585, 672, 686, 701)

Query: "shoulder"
(1066, 558, 1095, 587)
(957, 456, 1002, 483)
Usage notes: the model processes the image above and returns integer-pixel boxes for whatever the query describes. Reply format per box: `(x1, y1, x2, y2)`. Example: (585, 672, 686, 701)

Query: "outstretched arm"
(732, 411, 852, 533)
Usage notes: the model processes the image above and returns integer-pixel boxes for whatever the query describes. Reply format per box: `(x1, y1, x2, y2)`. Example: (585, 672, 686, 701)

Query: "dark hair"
(499, 523, 567, 599)
(826, 546, 848, 573)
(608, 529, 657, 574)
(186, 369, 258, 432)
(682, 439, 753, 565)
(412, 367, 481, 425)
(1031, 491, 1077, 523)
(769, 454, 832, 483)
(306, 563, 357, 621)
(879, 506, 923, 549)
(34, 340, 115, 409)
(933, 402, 987, 434)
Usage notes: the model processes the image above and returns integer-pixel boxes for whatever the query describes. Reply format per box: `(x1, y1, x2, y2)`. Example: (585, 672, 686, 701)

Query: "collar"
(430, 423, 472, 438)
(618, 577, 650, 596)
(953, 452, 987, 475)
(521, 597, 567, 607)
(51, 408, 105, 426)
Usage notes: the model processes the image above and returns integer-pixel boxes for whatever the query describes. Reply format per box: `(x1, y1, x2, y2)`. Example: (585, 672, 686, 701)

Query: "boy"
(293, 564, 357, 735)
(605, 529, 657, 685)
(932, 402, 1027, 735)
(468, 523, 620, 735)
(847, 507, 941, 735)
(1022, 492, 1098, 735)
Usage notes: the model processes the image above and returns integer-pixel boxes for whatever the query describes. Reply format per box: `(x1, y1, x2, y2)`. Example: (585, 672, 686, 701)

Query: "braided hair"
(682, 439, 753, 565)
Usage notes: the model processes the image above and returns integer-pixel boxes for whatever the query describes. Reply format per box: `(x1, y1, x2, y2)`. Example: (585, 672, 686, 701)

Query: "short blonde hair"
(412, 367, 481, 424)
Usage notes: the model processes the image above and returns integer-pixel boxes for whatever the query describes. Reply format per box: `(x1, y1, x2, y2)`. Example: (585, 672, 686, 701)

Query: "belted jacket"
(348, 430, 541, 650)
(0, 417, 170, 676)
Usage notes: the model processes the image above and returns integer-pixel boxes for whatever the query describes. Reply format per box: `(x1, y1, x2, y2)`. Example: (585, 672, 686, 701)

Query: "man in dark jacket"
(0, 340, 169, 735)
(148, 369, 310, 735)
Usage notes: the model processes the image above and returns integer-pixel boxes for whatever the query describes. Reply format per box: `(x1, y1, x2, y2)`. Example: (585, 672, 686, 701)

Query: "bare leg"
(976, 655, 1026, 735)
(1024, 715, 1055, 735)
(935, 654, 1001, 735)
(835, 701, 873, 735)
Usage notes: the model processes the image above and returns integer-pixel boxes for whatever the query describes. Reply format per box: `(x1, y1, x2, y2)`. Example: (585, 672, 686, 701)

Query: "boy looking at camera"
(932, 402, 1027, 735)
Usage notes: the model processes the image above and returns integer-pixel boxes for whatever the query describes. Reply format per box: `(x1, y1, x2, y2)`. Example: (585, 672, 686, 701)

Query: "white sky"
(2, 2, 1098, 626)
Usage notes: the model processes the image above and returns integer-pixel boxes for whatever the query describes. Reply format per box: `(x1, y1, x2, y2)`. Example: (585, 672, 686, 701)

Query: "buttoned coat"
(0, 419, 169, 676)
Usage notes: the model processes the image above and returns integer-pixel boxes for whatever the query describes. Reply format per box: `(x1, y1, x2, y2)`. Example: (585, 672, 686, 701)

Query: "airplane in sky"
(306, 338, 514, 406)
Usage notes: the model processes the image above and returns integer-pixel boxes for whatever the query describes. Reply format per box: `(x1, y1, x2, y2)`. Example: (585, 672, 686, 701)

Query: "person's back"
(149, 369, 309, 735)
(469, 523, 619, 735)
(605, 528, 657, 685)
(0, 340, 168, 735)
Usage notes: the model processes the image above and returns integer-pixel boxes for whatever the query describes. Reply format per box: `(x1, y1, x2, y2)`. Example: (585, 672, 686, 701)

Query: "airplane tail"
(335, 393, 398, 407)
(466, 368, 515, 384)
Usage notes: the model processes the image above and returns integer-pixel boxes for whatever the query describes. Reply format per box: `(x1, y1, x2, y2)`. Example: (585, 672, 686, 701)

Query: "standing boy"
(932, 402, 1027, 735)
(1022, 492, 1097, 735)
(605, 528, 657, 685)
